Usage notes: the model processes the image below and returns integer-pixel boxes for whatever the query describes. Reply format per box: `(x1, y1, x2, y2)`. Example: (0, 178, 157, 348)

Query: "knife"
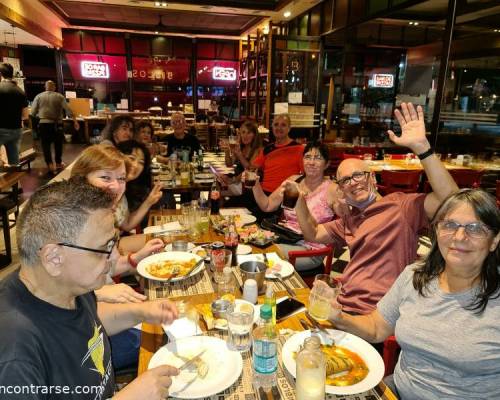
(178, 349, 207, 371)
(305, 313, 336, 344)
(185, 258, 205, 278)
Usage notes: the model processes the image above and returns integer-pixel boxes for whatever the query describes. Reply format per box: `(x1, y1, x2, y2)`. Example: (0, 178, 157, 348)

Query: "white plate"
(239, 253, 294, 278)
(194, 173, 213, 179)
(148, 336, 243, 399)
(137, 252, 203, 282)
(238, 214, 257, 226)
(214, 299, 260, 330)
(165, 242, 196, 252)
(220, 208, 251, 216)
(281, 330, 384, 395)
(237, 244, 252, 255)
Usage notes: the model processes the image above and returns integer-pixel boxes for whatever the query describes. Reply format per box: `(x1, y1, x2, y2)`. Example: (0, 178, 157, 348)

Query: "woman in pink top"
(252, 142, 337, 271)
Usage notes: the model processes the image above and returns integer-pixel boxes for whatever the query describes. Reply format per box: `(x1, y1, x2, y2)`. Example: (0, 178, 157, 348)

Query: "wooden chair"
(448, 169, 484, 189)
(288, 245, 334, 288)
(379, 170, 422, 194)
(194, 123, 210, 149)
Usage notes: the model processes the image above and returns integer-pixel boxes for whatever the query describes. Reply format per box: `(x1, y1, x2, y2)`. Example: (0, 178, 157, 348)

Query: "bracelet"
(417, 148, 434, 160)
(127, 253, 138, 269)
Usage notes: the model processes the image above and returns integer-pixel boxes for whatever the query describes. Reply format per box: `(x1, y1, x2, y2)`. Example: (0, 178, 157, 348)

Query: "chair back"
(194, 123, 210, 149)
(288, 245, 334, 288)
(448, 169, 484, 188)
(383, 335, 400, 377)
(386, 153, 410, 160)
(353, 146, 377, 158)
(342, 153, 364, 160)
(380, 170, 422, 194)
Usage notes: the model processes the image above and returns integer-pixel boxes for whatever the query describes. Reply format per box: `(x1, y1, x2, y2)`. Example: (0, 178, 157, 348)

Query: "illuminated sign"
(81, 61, 109, 78)
(212, 66, 237, 81)
(370, 74, 394, 88)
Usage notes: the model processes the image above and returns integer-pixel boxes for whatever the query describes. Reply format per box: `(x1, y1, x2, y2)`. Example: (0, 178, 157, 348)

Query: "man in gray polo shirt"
(31, 80, 79, 173)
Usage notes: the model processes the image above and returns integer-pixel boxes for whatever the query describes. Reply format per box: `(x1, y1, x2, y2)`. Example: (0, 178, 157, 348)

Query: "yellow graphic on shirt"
(81, 324, 105, 377)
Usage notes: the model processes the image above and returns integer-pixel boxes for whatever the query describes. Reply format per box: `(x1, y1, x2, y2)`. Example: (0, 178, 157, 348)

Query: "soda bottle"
(224, 216, 239, 267)
(210, 180, 221, 215)
(252, 304, 278, 391)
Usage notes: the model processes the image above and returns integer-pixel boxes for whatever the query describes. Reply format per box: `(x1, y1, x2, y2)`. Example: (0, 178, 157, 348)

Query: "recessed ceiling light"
(409, 21, 413, 25)
(155, 1, 160, 6)
(155, 31, 159, 34)
(161, 2, 167, 6)
(284, 11, 291, 18)
(414, 22, 419, 26)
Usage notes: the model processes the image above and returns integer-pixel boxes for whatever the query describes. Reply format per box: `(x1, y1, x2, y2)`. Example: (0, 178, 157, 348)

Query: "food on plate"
(194, 358, 209, 378)
(195, 248, 208, 258)
(237, 224, 275, 244)
(294, 344, 369, 386)
(195, 304, 214, 330)
(146, 258, 198, 279)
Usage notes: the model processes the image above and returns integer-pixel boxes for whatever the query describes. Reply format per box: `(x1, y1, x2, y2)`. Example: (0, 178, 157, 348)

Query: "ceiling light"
(161, 2, 167, 6)
(414, 22, 419, 26)
(284, 11, 291, 18)
(409, 21, 414, 25)
(155, 1, 160, 6)
(263, 25, 269, 34)
(155, 31, 159, 34)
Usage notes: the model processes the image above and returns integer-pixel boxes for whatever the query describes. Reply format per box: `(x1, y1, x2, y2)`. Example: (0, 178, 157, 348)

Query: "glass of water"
(226, 309, 254, 352)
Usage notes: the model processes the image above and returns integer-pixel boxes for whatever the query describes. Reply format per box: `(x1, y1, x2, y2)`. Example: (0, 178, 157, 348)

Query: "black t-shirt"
(165, 133, 201, 160)
(0, 80, 28, 129)
(0, 272, 115, 399)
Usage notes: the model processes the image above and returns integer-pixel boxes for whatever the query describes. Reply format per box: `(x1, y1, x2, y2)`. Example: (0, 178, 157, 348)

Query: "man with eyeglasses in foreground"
(0, 178, 179, 399)
(295, 103, 459, 316)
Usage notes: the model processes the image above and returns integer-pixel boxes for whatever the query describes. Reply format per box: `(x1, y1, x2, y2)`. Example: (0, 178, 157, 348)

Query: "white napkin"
(162, 318, 202, 341)
(143, 221, 184, 235)
(238, 252, 281, 264)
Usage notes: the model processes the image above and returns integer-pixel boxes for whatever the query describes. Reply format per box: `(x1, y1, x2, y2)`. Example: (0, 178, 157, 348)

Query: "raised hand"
(146, 183, 163, 206)
(387, 102, 430, 154)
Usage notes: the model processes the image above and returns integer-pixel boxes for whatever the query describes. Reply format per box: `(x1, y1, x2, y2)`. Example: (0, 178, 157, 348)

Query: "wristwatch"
(417, 148, 434, 160)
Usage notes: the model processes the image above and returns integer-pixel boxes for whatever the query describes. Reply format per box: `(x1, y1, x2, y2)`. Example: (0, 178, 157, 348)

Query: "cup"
(195, 207, 210, 235)
(242, 279, 258, 304)
(172, 240, 188, 252)
(244, 167, 258, 188)
(180, 171, 190, 186)
(282, 182, 300, 210)
(226, 309, 254, 352)
(308, 274, 342, 322)
(211, 249, 232, 283)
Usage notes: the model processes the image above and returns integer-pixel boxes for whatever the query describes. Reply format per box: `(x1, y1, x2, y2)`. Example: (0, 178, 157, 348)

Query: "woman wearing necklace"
(252, 141, 337, 271)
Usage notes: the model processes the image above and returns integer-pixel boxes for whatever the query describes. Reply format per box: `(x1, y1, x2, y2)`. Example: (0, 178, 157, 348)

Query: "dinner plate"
(239, 253, 294, 278)
(214, 299, 260, 330)
(137, 251, 203, 282)
(238, 214, 257, 226)
(237, 244, 252, 255)
(281, 330, 384, 395)
(148, 336, 243, 399)
(165, 242, 196, 252)
(194, 173, 213, 179)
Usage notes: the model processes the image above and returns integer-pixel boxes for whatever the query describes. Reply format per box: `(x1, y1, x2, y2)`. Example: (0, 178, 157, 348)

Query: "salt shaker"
(242, 279, 258, 304)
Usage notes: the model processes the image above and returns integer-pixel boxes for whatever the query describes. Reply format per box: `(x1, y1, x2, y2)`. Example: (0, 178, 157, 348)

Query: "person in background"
(224, 120, 262, 176)
(328, 189, 500, 399)
(0, 178, 179, 399)
(0, 63, 29, 165)
(252, 142, 336, 271)
(295, 103, 459, 316)
(252, 114, 304, 194)
(71, 144, 162, 250)
(101, 115, 134, 147)
(134, 119, 169, 163)
(116, 140, 162, 229)
(164, 112, 200, 160)
(31, 80, 80, 173)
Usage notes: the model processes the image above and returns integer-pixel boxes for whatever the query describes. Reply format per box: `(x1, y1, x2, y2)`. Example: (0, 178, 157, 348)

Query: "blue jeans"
(0, 128, 21, 164)
(110, 328, 141, 369)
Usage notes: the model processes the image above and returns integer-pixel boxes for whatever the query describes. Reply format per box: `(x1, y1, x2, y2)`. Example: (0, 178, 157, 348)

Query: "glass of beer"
(244, 167, 258, 189)
(282, 182, 299, 210)
(308, 274, 342, 322)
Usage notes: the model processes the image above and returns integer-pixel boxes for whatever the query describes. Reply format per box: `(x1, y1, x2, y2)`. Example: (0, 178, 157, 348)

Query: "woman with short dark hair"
(329, 189, 500, 399)
(101, 115, 135, 146)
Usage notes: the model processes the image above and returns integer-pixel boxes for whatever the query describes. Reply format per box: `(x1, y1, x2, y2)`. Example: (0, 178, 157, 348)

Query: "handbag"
(260, 216, 303, 244)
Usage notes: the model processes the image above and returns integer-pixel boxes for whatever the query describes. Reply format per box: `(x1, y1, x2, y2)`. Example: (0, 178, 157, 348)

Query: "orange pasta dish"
(146, 258, 198, 279)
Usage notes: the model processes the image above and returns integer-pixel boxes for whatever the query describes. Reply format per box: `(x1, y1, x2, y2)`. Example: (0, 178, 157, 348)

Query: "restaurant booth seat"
(288, 245, 334, 288)
(378, 170, 423, 195)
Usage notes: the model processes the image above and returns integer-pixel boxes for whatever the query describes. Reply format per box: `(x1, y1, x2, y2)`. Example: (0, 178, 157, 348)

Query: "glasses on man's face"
(303, 154, 324, 162)
(336, 171, 370, 188)
(57, 232, 120, 259)
(436, 220, 492, 240)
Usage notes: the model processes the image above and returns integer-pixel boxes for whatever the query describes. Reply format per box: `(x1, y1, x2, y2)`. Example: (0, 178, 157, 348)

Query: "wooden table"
(137, 210, 397, 399)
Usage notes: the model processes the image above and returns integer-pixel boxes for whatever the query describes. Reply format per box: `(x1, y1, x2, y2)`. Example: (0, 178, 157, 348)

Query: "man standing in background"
(0, 63, 28, 165)
(31, 80, 79, 173)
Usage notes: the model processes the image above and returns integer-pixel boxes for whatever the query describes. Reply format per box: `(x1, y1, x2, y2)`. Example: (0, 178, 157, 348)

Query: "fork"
(164, 266, 180, 284)
(178, 349, 207, 371)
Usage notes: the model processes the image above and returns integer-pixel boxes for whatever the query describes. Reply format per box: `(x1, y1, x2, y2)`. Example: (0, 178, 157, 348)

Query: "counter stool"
(0, 196, 18, 268)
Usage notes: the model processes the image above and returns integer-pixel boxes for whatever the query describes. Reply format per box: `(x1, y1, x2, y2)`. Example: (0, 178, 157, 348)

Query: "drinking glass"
(195, 207, 210, 235)
(308, 274, 342, 322)
(244, 167, 258, 189)
(211, 249, 232, 283)
(383, 154, 391, 166)
(282, 182, 299, 210)
(172, 240, 188, 252)
(227, 309, 254, 352)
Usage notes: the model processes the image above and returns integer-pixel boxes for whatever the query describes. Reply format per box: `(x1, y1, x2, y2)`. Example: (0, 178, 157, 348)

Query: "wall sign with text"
(81, 61, 110, 79)
(212, 67, 237, 81)
(370, 74, 394, 88)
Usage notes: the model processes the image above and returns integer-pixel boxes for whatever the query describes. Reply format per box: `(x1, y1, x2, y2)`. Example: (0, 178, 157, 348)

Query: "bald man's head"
(336, 158, 369, 181)
(336, 158, 377, 206)
(45, 80, 56, 91)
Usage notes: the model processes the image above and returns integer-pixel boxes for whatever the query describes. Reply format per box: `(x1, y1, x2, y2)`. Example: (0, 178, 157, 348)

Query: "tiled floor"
(0, 132, 86, 278)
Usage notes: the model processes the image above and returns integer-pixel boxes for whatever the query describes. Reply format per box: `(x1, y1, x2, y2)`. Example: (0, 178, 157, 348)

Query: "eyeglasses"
(57, 232, 120, 259)
(303, 155, 324, 162)
(436, 220, 492, 239)
(336, 171, 370, 187)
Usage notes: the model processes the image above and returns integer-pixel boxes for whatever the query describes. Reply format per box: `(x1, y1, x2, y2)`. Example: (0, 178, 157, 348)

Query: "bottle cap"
(260, 304, 272, 319)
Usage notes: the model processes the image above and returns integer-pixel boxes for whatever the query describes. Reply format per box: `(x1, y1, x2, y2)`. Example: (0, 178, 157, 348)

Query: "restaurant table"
(137, 210, 397, 400)
(368, 159, 476, 172)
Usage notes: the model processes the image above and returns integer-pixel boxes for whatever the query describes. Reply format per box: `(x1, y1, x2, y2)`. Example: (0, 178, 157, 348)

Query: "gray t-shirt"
(31, 90, 73, 123)
(378, 264, 500, 399)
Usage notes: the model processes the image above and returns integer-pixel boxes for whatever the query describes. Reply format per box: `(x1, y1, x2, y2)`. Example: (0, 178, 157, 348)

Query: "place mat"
(152, 214, 181, 226)
(232, 268, 308, 293)
(145, 268, 215, 300)
(167, 330, 391, 400)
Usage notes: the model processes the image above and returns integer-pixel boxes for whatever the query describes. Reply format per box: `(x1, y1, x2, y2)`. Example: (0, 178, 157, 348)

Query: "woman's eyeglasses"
(436, 220, 492, 239)
(303, 155, 324, 162)
(56, 232, 120, 259)
(336, 171, 370, 187)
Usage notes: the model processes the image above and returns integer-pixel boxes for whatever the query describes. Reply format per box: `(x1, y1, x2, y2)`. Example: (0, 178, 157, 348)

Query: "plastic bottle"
(264, 284, 276, 326)
(296, 336, 326, 400)
(252, 304, 278, 391)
